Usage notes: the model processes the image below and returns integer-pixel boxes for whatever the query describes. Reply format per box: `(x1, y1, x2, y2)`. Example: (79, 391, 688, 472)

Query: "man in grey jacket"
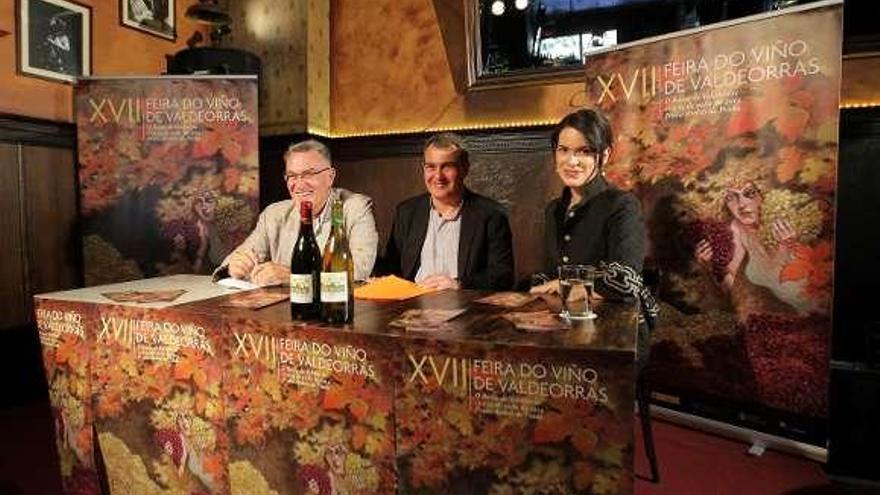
(216, 139, 378, 285)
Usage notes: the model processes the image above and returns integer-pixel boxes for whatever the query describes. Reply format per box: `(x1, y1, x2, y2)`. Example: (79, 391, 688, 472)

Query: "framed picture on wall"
(120, 0, 176, 41)
(16, 0, 91, 84)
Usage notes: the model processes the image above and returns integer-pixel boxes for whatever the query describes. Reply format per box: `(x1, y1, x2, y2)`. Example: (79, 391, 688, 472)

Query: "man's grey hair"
(284, 139, 332, 164)
(424, 132, 470, 168)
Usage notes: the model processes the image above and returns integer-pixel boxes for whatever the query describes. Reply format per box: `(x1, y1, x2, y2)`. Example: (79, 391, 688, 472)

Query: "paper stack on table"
(354, 275, 437, 301)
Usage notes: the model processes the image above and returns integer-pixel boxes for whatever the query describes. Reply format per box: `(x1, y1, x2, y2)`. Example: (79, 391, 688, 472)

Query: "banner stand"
(650, 406, 827, 462)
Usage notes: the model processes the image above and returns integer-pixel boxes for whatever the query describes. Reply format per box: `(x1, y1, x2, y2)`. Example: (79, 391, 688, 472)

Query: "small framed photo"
(120, 0, 176, 41)
(17, 0, 92, 84)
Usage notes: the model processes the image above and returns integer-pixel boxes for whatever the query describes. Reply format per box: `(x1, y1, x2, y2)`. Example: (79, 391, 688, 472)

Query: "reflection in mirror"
(468, 0, 821, 88)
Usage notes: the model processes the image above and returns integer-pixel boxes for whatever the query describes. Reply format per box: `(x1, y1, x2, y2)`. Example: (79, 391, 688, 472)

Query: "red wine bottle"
(290, 200, 321, 320)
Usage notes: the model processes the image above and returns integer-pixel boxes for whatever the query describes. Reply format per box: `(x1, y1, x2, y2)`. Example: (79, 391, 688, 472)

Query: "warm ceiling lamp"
(491, 0, 505, 16)
(515, 0, 528, 10)
(185, 0, 231, 25)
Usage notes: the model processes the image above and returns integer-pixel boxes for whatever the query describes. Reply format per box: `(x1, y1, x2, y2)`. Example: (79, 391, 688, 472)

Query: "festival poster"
(90, 305, 229, 494)
(75, 77, 259, 286)
(35, 298, 101, 495)
(223, 319, 400, 495)
(396, 338, 634, 494)
(583, 3, 841, 428)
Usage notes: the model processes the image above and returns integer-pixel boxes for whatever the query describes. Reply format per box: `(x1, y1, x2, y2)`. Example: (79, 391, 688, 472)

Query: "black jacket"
(376, 190, 515, 290)
(543, 176, 646, 276)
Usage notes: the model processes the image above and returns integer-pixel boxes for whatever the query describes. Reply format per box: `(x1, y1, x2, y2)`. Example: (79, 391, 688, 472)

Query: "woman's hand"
(771, 219, 797, 246)
(530, 279, 560, 295)
(695, 239, 714, 267)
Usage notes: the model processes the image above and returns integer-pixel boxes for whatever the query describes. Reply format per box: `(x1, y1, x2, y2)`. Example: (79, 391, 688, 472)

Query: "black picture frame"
(16, 0, 92, 84)
(120, 0, 176, 41)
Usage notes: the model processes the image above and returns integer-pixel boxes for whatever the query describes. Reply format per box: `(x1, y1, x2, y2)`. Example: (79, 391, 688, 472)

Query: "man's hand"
(250, 262, 290, 286)
(418, 275, 460, 290)
(228, 249, 259, 279)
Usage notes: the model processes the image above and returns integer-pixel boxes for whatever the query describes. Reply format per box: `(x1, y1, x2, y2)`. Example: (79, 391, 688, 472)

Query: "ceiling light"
(491, 0, 505, 16)
(515, 0, 528, 10)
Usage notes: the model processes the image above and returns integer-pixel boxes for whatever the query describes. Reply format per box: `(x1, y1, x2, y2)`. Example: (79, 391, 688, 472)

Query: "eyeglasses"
(555, 145, 597, 160)
(283, 167, 331, 182)
(422, 162, 461, 173)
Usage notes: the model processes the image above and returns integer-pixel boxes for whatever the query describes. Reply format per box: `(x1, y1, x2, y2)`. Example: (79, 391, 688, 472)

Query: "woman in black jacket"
(531, 109, 657, 362)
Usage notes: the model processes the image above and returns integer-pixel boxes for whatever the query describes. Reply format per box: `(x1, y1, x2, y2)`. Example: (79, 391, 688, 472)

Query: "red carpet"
(634, 415, 835, 495)
(0, 401, 842, 495)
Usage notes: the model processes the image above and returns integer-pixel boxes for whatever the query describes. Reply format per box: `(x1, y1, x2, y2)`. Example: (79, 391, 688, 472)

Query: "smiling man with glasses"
(215, 139, 378, 285)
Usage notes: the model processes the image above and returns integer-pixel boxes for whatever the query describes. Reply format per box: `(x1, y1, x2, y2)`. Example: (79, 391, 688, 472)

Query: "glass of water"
(558, 265, 596, 320)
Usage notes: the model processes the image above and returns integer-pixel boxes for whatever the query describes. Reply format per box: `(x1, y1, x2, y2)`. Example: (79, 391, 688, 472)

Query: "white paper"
(216, 277, 261, 291)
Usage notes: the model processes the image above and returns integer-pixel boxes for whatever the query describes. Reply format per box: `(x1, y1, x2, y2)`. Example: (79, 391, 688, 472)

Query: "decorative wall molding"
(0, 114, 76, 149)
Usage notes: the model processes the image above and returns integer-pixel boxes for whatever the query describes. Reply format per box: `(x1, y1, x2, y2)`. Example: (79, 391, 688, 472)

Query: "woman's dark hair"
(551, 109, 614, 155)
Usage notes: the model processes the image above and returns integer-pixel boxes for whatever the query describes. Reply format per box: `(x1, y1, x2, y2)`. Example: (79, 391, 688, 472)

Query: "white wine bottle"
(320, 199, 354, 323)
(290, 200, 321, 320)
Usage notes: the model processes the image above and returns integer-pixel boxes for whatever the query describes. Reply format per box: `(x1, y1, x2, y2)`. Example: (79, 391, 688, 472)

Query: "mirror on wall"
(466, 0, 823, 89)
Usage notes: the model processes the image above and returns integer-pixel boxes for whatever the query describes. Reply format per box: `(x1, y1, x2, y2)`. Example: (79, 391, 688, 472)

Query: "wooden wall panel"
(307, 0, 331, 134)
(334, 155, 424, 247)
(331, 130, 561, 284)
(222, 0, 308, 135)
(0, 144, 27, 329)
(22, 146, 79, 301)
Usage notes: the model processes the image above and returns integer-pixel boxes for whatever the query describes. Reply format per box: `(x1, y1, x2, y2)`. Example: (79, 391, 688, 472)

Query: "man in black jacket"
(376, 133, 514, 290)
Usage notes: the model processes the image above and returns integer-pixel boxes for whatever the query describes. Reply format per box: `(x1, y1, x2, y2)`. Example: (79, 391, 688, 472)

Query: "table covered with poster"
(34, 274, 639, 495)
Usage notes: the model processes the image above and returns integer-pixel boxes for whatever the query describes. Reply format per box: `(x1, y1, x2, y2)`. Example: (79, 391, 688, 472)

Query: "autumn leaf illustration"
(532, 411, 570, 444)
(780, 241, 833, 296)
(773, 105, 810, 143)
(54, 334, 82, 368)
(573, 460, 596, 491)
(352, 424, 369, 450)
(726, 99, 762, 137)
(571, 429, 599, 456)
(192, 123, 256, 165)
(776, 147, 803, 183)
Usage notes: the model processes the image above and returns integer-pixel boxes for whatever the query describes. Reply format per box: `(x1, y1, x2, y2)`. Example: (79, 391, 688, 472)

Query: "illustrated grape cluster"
(214, 196, 254, 237)
(684, 220, 734, 280)
(742, 314, 829, 416)
(160, 219, 198, 248)
(154, 428, 184, 467)
(64, 466, 100, 495)
(759, 189, 824, 249)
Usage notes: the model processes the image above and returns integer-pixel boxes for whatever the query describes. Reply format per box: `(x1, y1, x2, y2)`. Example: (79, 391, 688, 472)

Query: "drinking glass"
(558, 265, 596, 320)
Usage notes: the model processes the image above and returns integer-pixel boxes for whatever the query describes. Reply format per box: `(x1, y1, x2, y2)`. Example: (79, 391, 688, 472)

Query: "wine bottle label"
(289, 274, 314, 303)
(320, 272, 348, 302)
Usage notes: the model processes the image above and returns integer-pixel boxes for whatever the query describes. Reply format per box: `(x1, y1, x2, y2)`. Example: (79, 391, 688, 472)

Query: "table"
(35, 275, 638, 495)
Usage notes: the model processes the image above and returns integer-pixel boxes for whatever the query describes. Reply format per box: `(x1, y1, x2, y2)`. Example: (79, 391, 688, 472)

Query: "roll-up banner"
(583, 2, 841, 443)
(75, 76, 259, 286)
